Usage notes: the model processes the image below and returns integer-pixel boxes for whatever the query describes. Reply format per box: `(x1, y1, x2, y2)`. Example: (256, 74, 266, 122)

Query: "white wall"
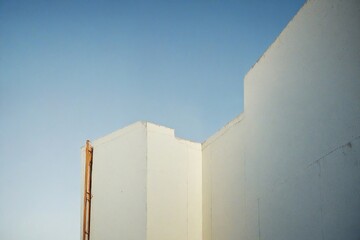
(203, 0, 360, 239)
(147, 123, 202, 240)
(185, 139, 202, 240)
(202, 115, 247, 240)
(82, 1, 360, 239)
(81, 122, 202, 240)
(88, 122, 147, 240)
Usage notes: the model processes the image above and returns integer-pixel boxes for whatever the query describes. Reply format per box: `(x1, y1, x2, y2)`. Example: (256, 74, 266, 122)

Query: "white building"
(81, 0, 360, 239)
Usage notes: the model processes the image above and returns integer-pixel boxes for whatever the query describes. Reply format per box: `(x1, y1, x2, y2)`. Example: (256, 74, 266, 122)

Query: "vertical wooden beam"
(82, 140, 93, 240)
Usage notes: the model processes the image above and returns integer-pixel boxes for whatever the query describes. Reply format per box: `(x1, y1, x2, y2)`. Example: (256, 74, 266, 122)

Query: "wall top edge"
(147, 121, 175, 136)
(91, 121, 147, 146)
(244, 0, 309, 82)
(202, 113, 245, 148)
(87, 121, 202, 148)
(146, 122, 201, 147)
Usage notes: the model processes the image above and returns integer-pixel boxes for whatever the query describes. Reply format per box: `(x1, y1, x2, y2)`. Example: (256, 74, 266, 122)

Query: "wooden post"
(82, 140, 93, 240)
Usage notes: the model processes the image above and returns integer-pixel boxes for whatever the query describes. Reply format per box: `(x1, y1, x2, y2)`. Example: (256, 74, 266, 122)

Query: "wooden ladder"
(82, 140, 93, 240)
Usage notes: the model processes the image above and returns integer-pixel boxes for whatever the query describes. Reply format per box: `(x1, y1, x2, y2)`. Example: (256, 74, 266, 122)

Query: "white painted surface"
(203, 0, 360, 239)
(202, 115, 247, 240)
(185, 139, 202, 240)
(89, 122, 147, 240)
(147, 123, 202, 240)
(82, 122, 202, 240)
(82, 1, 360, 239)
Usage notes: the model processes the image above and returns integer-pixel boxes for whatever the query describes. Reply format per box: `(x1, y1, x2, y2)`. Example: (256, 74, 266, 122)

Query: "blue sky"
(0, 0, 304, 239)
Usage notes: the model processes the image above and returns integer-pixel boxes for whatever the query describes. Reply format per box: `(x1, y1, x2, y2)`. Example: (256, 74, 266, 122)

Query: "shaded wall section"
(202, 0, 360, 239)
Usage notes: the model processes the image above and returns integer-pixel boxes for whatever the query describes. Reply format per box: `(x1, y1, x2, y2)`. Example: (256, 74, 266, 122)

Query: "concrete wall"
(81, 122, 202, 240)
(147, 123, 202, 240)
(86, 122, 148, 240)
(202, 115, 247, 240)
(202, 0, 360, 239)
(82, 1, 360, 239)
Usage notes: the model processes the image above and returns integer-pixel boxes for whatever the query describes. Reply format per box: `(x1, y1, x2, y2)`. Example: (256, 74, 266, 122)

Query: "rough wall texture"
(202, 0, 360, 239)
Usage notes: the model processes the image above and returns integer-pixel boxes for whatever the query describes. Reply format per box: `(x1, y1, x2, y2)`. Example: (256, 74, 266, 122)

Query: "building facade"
(81, 0, 360, 239)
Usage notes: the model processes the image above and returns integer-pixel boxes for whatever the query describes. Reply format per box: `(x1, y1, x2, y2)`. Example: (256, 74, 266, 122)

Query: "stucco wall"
(81, 122, 202, 240)
(147, 123, 202, 240)
(87, 122, 147, 240)
(185, 139, 202, 240)
(82, 0, 360, 239)
(202, 0, 360, 239)
(202, 115, 248, 240)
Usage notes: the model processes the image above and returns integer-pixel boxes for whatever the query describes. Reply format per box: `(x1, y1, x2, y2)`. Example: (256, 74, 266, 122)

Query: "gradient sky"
(0, 1, 304, 239)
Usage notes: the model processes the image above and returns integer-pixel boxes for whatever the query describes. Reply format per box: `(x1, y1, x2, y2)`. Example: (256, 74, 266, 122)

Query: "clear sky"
(0, 0, 304, 239)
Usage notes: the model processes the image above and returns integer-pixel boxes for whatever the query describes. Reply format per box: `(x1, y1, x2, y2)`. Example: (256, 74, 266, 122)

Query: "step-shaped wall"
(81, 0, 360, 239)
(202, 0, 360, 239)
